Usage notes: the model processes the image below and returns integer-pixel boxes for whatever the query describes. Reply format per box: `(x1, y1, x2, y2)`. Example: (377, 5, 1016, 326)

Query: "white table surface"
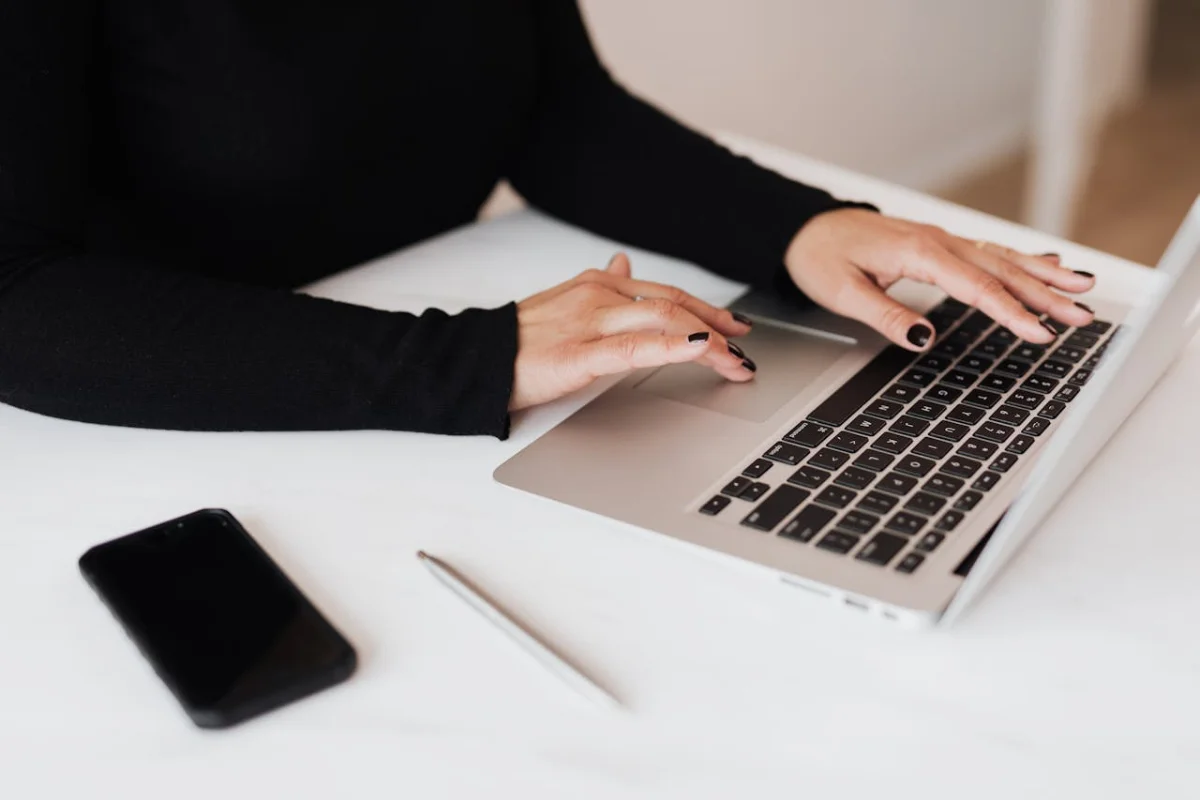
(4, 137, 1199, 799)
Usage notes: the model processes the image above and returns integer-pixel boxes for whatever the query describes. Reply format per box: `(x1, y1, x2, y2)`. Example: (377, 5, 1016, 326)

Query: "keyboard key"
(815, 485, 858, 509)
(1007, 389, 1044, 410)
(972, 472, 1001, 492)
(1053, 345, 1087, 363)
(785, 420, 834, 448)
(958, 310, 994, 334)
(995, 359, 1031, 377)
(836, 465, 878, 490)
(935, 510, 965, 532)
(877, 472, 919, 495)
(810, 448, 851, 470)
(1053, 384, 1080, 402)
(839, 509, 880, 535)
(915, 353, 953, 372)
(941, 369, 977, 389)
(1011, 343, 1046, 362)
(1081, 319, 1112, 334)
(1022, 374, 1058, 393)
(958, 438, 997, 460)
(741, 482, 770, 501)
(741, 485, 810, 531)
(896, 552, 925, 574)
(882, 383, 921, 403)
(1038, 400, 1066, 419)
(924, 385, 963, 405)
(1069, 369, 1092, 386)
(946, 404, 985, 425)
(912, 436, 953, 459)
(1023, 417, 1051, 436)
(1007, 434, 1035, 454)
(906, 492, 946, 516)
(1036, 359, 1071, 378)
(852, 449, 895, 472)
(779, 505, 836, 543)
(972, 339, 1008, 359)
(1042, 316, 1069, 334)
(1083, 355, 1102, 370)
(957, 354, 994, 373)
(889, 416, 930, 437)
(963, 389, 1002, 408)
(943, 455, 983, 478)
(894, 455, 937, 478)
(855, 532, 908, 566)
(816, 531, 860, 554)
(742, 459, 774, 479)
(979, 374, 1017, 392)
(923, 473, 964, 497)
(763, 442, 809, 465)
(829, 431, 870, 453)
(722, 476, 751, 496)
(806, 345, 916, 425)
(873, 432, 913, 454)
(986, 328, 1018, 345)
(700, 495, 731, 516)
(864, 399, 904, 419)
(930, 421, 970, 442)
(908, 400, 947, 420)
(1065, 330, 1099, 349)
(975, 421, 1015, 443)
(915, 532, 945, 552)
(858, 491, 899, 515)
(933, 338, 970, 357)
(991, 405, 1030, 425)
(933, 297, 969, 316)
(990, 452, 1019, 472)
(787, 464, 831, 489)
(886, 511, 927, 536)
(899, 369, 938, 388)
(954, 490, 984, 511)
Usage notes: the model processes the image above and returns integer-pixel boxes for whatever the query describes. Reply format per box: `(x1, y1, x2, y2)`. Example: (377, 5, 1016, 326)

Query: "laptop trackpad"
(634, 324, 854, 422)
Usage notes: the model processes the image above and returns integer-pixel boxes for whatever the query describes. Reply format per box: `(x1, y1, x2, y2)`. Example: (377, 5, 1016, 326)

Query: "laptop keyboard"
(697, 298, 1117, 575)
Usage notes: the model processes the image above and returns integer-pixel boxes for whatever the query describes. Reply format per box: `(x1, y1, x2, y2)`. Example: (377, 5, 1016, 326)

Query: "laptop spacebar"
(806, 346, 915, 426)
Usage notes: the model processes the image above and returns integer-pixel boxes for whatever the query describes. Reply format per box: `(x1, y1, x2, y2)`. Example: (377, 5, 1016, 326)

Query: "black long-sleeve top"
(0, 0, 864, 437)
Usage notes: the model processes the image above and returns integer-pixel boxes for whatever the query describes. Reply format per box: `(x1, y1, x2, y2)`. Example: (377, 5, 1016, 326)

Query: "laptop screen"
(942, 197, 1200, 624)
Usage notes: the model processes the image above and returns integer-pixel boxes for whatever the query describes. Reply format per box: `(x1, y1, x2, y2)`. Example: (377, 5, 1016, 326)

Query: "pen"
(416, 550, 620, 710)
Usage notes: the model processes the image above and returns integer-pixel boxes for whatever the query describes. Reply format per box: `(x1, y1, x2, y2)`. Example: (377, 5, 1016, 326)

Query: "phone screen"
(80, 509, 355, 727)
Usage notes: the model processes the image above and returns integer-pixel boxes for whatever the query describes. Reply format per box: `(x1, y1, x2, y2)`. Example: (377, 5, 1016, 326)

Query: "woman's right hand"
(509, 253, 756, 411)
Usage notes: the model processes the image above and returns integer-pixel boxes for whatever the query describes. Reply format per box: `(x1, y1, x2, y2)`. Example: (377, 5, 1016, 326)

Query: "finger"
(962, 240, 1095, 294)
(581, 330, 753, 382)
(579, 270, 751, 337)
(605, 252, 633, 279)
(825, 272, 935, 352)
(949, 240, 1093, 328)
(899, 238, 1053, 343)
(594, 297, 753, 378)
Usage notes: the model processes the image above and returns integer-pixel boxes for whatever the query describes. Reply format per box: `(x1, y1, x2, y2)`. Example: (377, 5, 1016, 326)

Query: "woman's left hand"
(784, 208, 1097, 352)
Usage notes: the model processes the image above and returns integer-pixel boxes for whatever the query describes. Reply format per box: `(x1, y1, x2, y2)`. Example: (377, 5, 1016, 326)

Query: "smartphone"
(79, 509, 356, 728)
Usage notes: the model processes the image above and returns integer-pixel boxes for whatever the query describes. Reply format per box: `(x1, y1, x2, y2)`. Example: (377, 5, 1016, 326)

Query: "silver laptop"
(496, 197, 1200, 627)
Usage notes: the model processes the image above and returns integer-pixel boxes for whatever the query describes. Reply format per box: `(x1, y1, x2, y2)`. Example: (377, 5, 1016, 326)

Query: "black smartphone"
(79, 508, 356, 728)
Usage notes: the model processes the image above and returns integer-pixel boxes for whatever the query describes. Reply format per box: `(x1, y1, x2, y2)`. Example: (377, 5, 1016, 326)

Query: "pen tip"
(416, 550, 428, 560)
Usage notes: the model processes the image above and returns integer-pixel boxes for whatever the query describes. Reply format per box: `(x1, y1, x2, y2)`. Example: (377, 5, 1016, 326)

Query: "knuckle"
(645, 297, 679, 320)
(573, 282, 608, 303)
(578, 268, 605, 282)
(902, 231, 937, 258)
(662, 285, 689, 306)
(973, 275, 1008, 305)
(610, 334, 641, 366)
(879, 303, 912, 336)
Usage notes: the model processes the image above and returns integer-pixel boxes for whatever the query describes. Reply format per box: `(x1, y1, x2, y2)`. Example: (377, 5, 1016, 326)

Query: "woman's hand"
(510, 254, 755, 411)
(785, 209, 1097, 351)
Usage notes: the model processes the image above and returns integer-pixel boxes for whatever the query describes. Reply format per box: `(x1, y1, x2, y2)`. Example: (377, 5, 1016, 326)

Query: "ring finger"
(952, 241, 1093, 327)
(596, 299, 755, 380)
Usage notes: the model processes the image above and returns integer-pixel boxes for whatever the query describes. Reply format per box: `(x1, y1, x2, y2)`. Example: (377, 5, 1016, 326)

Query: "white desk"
(4, 139, 1199, 799)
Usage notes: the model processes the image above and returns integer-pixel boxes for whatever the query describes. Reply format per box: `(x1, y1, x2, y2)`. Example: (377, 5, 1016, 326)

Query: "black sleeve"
(0, 0, 516, 435)
(508, 0, 876, 294)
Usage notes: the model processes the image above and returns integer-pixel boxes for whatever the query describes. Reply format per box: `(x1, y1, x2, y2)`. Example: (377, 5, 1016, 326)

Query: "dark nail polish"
(906, 324, 932, 348)
(1040, 252, 1060, 259)
(727, 341, 745, 358)
(1041, 320, 1059, 337)
(731, 312, 753, 327)
(1073, 270, 1095, 278)
(688, 331, 710, 343)
(741, 357, 757, 373)
(1074, 301, 1094, 313)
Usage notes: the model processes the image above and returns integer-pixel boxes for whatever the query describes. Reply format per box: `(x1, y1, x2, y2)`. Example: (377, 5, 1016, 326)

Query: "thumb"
(833, 274, 934, 352)
(606, 252, 632, 279)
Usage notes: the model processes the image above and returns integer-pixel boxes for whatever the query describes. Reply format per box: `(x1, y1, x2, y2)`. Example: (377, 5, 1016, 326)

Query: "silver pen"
(416, 551, 620, 710)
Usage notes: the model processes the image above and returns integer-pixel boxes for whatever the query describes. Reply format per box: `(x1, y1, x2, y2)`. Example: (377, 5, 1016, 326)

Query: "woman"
(0, 1, 1094, 437)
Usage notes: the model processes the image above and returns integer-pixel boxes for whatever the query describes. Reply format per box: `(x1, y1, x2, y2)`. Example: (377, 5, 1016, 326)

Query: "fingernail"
(1074, 301, 1094, 314)
(1073, 270, 1095, 278)
(1041, 320, 1059, 337)
(687, 331, 710, 343)
(731, 312, 753, 327)
(727, 341, 745, 358)
(906, 323, 932, 348)
(741, 357, 758, 372)
(1040, 252, 1060, 261)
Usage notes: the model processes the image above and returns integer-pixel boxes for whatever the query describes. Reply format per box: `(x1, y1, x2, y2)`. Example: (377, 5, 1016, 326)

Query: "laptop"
(495, 196, 1200, 627)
